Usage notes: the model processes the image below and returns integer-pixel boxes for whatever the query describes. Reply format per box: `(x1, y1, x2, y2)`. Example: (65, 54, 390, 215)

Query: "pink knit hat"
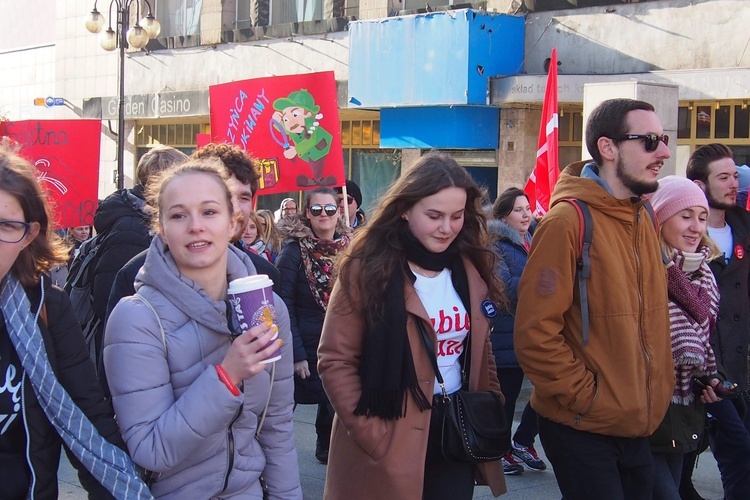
(649, 176, 709, 224)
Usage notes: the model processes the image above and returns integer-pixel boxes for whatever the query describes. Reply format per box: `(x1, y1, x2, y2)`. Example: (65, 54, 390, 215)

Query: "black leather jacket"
(2, 276, 125, 499)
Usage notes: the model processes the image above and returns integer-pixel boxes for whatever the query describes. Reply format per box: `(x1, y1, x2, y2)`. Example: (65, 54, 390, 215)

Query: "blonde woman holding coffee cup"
(104, 159, 301, 499)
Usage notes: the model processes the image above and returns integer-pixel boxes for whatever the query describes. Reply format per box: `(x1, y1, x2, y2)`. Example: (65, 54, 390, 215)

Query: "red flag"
(524, 47, 559, 217)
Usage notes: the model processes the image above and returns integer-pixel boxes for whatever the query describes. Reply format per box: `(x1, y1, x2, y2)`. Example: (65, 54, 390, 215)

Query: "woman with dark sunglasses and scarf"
(318, 152, 507, 499)
(275, 187, 351, 464)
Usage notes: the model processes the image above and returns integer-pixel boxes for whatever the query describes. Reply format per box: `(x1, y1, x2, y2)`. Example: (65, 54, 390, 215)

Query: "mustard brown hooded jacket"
(514, 161, 674, 437)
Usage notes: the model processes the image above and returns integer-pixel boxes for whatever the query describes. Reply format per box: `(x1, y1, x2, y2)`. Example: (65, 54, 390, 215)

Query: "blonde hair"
(659, 230, 723, 262)
(256, 209, 282, 255)
(146, 157, 234, 234)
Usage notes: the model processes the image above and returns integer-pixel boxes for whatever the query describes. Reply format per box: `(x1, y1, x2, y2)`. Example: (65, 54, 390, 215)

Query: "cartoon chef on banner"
(271, 89, 336, 187)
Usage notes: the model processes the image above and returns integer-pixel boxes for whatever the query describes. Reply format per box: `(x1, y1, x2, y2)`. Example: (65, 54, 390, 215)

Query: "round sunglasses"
(616, 133, 669, 153)
(308, 204, 338, 217)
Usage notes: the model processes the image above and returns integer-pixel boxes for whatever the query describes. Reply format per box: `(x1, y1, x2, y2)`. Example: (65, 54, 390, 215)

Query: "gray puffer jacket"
(103, 237, 301, 499)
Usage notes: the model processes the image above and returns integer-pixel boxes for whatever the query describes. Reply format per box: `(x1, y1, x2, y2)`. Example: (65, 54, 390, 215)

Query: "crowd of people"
(1, 97, 749, 500)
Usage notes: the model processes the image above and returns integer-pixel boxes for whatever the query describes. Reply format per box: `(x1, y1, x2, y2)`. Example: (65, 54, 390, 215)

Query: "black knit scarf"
(353, 232, 471, 420)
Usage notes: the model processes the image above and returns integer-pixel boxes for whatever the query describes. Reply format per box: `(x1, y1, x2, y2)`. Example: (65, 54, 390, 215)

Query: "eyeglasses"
(0, 220, 31, 244)
(616, 134, 669, 153)
(338, 195, 355, 205)
(308, 204, 338, 217)
(283, 207, 297, 213)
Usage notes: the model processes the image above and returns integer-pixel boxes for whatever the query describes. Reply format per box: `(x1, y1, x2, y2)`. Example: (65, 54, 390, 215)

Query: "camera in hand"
(691, 375, 738, 400)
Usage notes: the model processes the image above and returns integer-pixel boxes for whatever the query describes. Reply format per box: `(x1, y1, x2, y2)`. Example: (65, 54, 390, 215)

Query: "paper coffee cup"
(228, 275, 281, 364)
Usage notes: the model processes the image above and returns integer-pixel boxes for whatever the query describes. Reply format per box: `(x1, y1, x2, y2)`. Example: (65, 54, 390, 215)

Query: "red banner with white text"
(1, 119, 101, 229)
(524, 48, 560, 217)
(209, 71, 345, 196)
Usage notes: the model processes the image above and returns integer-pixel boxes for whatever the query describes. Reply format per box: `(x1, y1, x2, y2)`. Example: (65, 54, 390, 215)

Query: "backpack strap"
(643, 200, 671, 265)
(130, 293, 273, 437)
(132, 294, 167, 355)
(559, 198, 593, 347)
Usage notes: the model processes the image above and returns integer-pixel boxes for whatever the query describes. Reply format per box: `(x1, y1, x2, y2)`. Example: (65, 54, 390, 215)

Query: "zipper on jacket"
(634, 206, 653, 433)
(220, 401, 244, 494)
(575, 373, 599, 425)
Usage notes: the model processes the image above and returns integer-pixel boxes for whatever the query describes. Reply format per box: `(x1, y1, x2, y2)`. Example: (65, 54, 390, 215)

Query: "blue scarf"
(0, 273, 152, 500)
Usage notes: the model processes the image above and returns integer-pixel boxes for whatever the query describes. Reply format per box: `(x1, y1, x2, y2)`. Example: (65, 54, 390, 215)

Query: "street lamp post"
(85, 1, 160, 190)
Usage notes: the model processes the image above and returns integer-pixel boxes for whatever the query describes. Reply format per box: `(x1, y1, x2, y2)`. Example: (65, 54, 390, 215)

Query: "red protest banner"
(524, 47, 560, 217)
(209, 71, 345, 196)
(1, 119, 101, 229)
(196, 133, 211, 148)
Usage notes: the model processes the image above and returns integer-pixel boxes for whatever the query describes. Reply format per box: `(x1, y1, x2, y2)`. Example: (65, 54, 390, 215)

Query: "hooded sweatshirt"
(514, 161, 673, 437)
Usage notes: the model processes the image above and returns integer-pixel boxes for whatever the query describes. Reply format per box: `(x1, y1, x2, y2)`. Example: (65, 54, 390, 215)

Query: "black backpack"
(559, 198, 663, 347)
(64, 231, 110, 364)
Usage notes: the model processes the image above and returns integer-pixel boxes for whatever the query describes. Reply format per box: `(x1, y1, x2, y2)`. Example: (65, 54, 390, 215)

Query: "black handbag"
(417, 320, 509, 463)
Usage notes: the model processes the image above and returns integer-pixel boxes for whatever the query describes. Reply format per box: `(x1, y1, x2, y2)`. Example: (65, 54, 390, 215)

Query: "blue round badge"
(481, 300, 498, 318)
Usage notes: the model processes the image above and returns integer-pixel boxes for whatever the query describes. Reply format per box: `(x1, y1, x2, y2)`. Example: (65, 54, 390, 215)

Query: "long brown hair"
(256, 209, 282, 255)
(334, 151, 502, 326)
(0, 143, 70, 286)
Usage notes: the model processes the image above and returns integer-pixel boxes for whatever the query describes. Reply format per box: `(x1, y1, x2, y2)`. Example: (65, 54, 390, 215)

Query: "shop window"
(403, 0, 454, 8)
(136, 123, 208, 149)
(558, 110, 583, 143)
(155, 0, 202, 37)
(678, 107, 691, 139)
(715, 105, 730, 139)
(735, 105, 750, 139)
(235, 1, 354, 29)
(572, 113, 583, 142)
(558, 112, 570, 142)
(696, 105, 712, 139)
(270, 0, 323, 24)
(731, 146, 750, 167)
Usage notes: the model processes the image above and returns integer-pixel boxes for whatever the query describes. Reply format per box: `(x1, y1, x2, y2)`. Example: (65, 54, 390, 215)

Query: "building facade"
(1, 0, 749, 207)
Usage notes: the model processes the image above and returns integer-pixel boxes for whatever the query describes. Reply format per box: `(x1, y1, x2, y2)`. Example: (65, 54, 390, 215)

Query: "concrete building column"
(582, 82, 678, 176)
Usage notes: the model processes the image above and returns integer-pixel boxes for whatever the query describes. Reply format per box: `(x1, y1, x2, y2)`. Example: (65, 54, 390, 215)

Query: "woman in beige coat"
(318, 152, 507, 499)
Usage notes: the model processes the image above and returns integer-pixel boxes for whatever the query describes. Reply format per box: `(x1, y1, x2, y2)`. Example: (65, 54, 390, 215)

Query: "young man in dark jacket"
(90, 147, 187, 350)
(684, 143, 750, 500)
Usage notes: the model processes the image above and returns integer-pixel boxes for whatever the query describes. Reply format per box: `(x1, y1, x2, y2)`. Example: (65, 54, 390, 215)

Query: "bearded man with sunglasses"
(515, 98, 674, 499)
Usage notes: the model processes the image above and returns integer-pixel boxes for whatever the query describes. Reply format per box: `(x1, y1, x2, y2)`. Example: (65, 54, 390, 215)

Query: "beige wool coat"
(318, 258, 507, 499)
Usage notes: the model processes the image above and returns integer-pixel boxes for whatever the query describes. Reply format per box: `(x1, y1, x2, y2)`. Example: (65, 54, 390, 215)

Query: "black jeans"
(315, 401, 334, 449)
(422, 397, 475, 500)
(497, 367, 540, 448)
(706, 398, 750, 500)
(538, 416, 654, 500)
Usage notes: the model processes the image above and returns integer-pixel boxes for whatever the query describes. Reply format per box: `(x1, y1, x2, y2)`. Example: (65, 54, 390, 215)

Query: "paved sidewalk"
(58, 385, 724, 499)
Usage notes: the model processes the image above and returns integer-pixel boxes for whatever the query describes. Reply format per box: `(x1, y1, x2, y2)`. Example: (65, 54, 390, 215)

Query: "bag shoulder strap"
(415, 318, 452, 403)
(132, 294, 167, 355)
(559, 198, 593, 347)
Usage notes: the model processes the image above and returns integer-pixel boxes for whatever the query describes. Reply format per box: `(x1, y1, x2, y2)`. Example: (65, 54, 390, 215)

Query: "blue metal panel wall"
(466, 12, 525, 104)
(380, 106, 499, 149)
(349, 10, 524, 108)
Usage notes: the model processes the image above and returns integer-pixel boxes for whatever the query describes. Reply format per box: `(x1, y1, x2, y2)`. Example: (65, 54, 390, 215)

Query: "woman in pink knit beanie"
(648, 175, 724, 498)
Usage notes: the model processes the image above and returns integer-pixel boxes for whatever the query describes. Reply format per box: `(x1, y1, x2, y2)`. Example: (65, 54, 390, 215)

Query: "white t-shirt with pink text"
(412, 268, 469, 395)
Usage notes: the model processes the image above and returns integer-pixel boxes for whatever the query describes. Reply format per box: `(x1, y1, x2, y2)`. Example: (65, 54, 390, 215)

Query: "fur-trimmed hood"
(488, 218, 532, 249)
(276, 214, 352, 243)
